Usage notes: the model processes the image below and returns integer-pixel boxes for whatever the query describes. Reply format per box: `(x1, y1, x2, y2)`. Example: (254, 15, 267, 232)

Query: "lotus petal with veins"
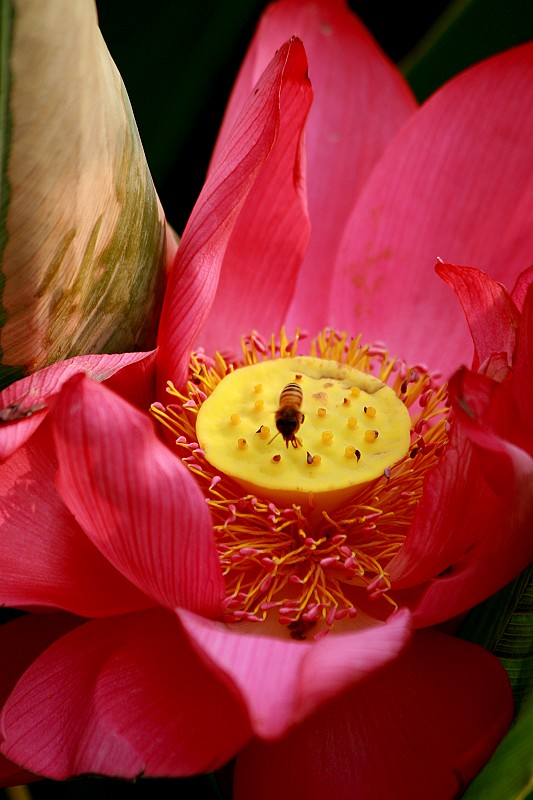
(1, 2, 532, 797)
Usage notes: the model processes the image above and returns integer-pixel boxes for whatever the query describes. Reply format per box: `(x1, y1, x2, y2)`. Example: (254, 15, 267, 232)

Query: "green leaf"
(458, 565, 533, 712)
(463, 682, 533, 799)
(401, 0, 533, 102)
(459, 567, 533, 798)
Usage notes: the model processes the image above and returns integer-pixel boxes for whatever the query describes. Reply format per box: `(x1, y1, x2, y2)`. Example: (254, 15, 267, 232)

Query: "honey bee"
(269, 383, 305, 448)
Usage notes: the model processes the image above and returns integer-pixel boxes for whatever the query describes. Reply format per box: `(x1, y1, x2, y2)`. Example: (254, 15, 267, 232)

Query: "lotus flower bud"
(0, 0, 175, 389)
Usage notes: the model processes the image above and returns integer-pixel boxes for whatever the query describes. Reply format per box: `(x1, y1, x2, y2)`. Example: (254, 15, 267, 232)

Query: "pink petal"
(389, 368, 533, 626)
(330, 43, 533, 377)
(51, 374, 225, 616)
(178, 607, 411, 739)
(511, 264, 533, 311)
(512, 283, 533, 443)
(450, 279, 533, 454)
(177, 611, 311, 739)
(209, 0, 416, 338)
(0, 612, 83, 787)
(296, 608, 412, 720)
(436, 262, 521, 373)
(157, 39, 312, 387)
(0, 756, 37, 789)
(0, 409, 46, 465)
(197, 49, 312, 358)
(0, 612, 82, 704)
(234, 630, 512, 800)
(0, 351, 156, 461)
(211, 0, 415, 165)
(0, 609, 251, 779)
(0, 420, 151, 616)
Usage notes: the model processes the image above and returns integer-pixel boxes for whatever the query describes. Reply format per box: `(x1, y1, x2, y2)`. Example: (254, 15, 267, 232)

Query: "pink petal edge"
(0, 610, 251, 779)
(157, 38, 311, 387)
(0, 419, 153, 616)
(196, 37, 312, 358)
(208, 0, 416, 339)
(436, 261, 520, 374)
(511, 264, 533, 311)
(178, 606, 411, 739)
(234, 630, 512, 800)
(50, 374, 225, 617)
(329, 43, 533, 377)
(0, 351, 156, 461)
(0, 612, 84, 787)
(389, 367, 533, 626)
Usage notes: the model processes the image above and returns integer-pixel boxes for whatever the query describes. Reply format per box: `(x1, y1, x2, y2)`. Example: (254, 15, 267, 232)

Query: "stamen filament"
(151, 328, 449, 635)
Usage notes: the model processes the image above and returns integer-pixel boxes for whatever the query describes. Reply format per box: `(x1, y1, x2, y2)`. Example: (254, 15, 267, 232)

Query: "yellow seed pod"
(196, 356, 410, 512)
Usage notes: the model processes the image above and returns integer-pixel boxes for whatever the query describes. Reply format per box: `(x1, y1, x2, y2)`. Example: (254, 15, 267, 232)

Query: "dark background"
(93, 0, 484, 233)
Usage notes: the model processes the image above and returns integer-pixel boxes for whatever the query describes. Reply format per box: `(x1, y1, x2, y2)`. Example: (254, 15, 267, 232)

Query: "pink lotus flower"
(1, 1, 532, 796)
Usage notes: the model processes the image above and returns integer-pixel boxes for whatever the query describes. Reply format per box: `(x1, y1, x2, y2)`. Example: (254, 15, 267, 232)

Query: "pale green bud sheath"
(0, 0, 169, 389)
